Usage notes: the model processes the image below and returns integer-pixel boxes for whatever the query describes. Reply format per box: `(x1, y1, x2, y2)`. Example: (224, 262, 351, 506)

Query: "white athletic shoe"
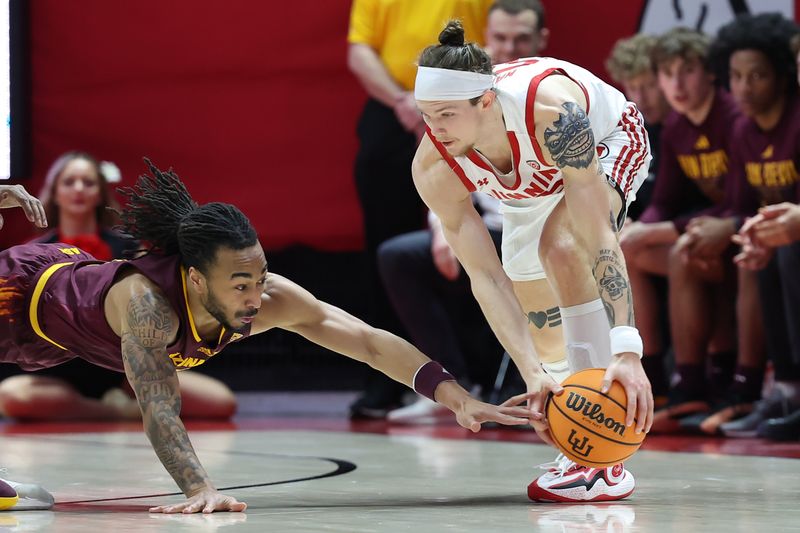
(0, 478, 54, 511)
(527, 454, 635, 503)
(386, 395, 450, 424)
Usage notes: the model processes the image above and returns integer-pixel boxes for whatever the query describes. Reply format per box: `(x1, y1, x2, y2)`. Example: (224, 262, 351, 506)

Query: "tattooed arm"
(535, 78, 634, 327)
(105, 274, 246, 513)
(535, 76, 653, 433)
(411, 135, 563, 444)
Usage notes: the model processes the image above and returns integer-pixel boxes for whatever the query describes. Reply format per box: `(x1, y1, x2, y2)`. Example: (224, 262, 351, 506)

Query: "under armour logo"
(567, 429, 594, 458)
(477, 178, 489, 187)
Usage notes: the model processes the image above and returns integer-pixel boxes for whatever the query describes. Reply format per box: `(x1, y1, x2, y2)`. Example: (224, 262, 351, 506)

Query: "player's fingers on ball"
(530, 393, 546, 415)
(645, 390, 655, 433)
(635, 390, 648, 433)
(625, 389, 638, 428)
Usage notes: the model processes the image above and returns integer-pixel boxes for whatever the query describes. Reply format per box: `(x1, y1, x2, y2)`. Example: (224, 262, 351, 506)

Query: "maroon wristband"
(413, 361, 456, 402)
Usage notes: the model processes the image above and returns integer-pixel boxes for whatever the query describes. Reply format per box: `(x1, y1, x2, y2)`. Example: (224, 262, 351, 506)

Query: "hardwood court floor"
(0, 392, 797, 532)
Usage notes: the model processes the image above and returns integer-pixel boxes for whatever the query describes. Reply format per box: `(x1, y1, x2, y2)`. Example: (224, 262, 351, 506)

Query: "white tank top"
(427, 57, 630, 206)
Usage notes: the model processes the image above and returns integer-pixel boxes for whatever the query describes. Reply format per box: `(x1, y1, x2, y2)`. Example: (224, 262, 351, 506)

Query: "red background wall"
(1, 0, 797, 250)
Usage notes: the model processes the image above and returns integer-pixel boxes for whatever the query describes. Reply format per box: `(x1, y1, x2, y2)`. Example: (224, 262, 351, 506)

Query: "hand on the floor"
(454, 392, 537, 432)
(603, 353, 653, 435)
(524, 371, 564, 446)
(0, 184, 47, 230)
(149, 489, 247, 514)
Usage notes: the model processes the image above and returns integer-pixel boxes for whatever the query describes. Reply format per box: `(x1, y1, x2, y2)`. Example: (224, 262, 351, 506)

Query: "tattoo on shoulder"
(544, 102, 594, 169)
(127, 290, 173, 348)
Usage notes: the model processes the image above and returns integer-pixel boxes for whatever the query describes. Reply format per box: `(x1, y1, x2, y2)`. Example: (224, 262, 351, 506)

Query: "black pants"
(353, 99, 426, 403)
(757, 242, 800, 380)
(378, 227, 504, 390)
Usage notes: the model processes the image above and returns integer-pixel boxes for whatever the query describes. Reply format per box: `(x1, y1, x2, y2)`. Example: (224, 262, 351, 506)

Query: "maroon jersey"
(639, 88, 740, 232)
(0, 243, 251, 372)
(726, 95, 800, 217)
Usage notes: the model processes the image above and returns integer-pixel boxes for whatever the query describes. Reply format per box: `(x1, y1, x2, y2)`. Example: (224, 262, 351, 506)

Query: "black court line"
(4, 434, 357, 505)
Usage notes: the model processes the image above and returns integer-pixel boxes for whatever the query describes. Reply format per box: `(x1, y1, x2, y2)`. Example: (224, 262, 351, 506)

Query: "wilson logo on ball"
(565, 392, 626, 436)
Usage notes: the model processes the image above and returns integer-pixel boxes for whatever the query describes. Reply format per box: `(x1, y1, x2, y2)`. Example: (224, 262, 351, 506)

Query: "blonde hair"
(606, 34, 657, 83)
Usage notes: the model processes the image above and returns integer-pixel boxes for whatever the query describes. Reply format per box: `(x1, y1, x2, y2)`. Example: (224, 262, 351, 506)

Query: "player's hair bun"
(438, 20, 465, 47)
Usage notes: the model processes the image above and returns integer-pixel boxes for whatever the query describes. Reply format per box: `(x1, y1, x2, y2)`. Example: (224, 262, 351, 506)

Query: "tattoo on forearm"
(544, 102, 595, 169)
(593, 248, 634, 326)
(122, 290, 210, 496)
(609, 211, 619, 233)
(527, 307, 562, 329)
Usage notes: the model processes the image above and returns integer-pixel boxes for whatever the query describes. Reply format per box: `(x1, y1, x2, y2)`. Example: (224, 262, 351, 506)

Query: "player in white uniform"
(412, 21, 654, 502)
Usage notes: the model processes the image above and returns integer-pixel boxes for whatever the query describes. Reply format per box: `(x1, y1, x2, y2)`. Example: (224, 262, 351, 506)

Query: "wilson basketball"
(545, 368, 645, 467)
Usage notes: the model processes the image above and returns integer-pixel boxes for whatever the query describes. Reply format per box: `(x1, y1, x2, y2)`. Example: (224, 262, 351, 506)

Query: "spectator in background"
(346, 0, 493, 418)
(483, 0, 548, 65)
(606, 34, 671, 220)
(712, 15, 800, 441)
(379, 0, 549, 423)
(0, 152, 237, 421)
(616, 29, 741, 422)
(644, 28, 767, 435)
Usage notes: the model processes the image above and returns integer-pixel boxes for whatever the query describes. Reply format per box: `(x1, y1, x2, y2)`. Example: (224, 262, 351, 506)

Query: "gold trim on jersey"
(28, 262, 72, 351)
(180, 266, 202, 343)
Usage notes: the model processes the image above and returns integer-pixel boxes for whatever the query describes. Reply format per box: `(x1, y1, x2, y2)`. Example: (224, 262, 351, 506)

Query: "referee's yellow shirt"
(348, 0, 492, 91)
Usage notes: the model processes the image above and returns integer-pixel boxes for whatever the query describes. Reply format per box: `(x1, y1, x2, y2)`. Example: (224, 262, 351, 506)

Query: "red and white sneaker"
(527, 454, 635, 503)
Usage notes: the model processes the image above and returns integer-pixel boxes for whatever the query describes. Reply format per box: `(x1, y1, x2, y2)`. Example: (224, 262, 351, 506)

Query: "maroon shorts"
(0, 243, 95, 370)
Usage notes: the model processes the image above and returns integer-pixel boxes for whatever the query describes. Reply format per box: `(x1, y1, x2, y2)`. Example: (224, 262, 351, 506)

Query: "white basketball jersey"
(427, 57, 633, 205)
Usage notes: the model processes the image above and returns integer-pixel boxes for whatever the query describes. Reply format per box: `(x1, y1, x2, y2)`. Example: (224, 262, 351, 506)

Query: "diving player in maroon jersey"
(0, 160, 534, 513)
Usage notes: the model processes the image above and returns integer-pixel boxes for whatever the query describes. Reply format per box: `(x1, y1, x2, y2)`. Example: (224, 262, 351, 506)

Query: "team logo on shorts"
(526, 160, 540, 170)
(596, 143, 610, 159)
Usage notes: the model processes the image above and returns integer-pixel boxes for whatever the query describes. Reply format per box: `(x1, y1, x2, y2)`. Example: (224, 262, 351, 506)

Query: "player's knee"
(667, 241, 686, 273)
(540, 234, 582, 275)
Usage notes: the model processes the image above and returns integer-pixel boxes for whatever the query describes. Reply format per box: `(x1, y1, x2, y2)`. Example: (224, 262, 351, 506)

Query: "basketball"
(546, 368, 645, 467)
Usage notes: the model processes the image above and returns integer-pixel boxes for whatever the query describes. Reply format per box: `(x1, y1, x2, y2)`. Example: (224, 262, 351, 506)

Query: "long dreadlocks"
(118, 158, 257, 273)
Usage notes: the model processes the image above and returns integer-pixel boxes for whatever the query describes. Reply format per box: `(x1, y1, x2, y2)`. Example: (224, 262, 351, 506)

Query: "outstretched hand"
(454, 391, 540, 432)
(149, 489, 247, 514)
(0, 184, 47, 230)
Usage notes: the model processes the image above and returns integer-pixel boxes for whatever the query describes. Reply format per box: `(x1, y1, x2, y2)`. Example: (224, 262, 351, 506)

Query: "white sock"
(542, 359, 571, 384)
(560, 298, 612, 373)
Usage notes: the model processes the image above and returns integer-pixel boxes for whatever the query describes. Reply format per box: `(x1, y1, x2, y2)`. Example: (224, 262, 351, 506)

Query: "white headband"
(414, 66, 494, 101)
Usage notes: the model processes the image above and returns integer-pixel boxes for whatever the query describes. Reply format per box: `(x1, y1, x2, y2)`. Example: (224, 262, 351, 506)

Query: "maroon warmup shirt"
(726, 95, 800, 218)
(0, 243, 250, 372)
(639, 88, 741, 232)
